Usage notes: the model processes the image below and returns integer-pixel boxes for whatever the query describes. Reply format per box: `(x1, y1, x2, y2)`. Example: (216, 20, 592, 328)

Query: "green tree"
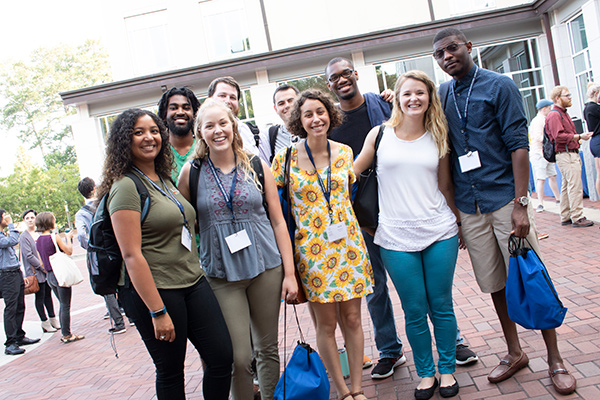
(0, 39, 112, 168)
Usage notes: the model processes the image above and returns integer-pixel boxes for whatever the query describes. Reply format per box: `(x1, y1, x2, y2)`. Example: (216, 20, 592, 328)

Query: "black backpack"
(188, 155, 269, 220)
(542, 110, 567, 163)
(268, 125, 280, 163)
(86, 173, 150, 295)
(246, 122, 262, 149)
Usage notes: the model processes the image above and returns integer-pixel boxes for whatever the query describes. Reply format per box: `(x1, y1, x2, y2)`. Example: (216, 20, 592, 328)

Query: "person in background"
(157, 87, 201, 183)
(546, 86, 593, 227)
(583, 83, 600, 201)
(354, 70, 461, 399)
(272, 89, 372, 400)
(178, 99, 297, 400)
(35, 211, 83, 344)
(266, 84, 300, 162)
(1, 208, 41, 355)
(97, 108, 232, 399)
(528, 99, 560, 213)
(20, 209, 60, 333)
(75, 177, 127, 335)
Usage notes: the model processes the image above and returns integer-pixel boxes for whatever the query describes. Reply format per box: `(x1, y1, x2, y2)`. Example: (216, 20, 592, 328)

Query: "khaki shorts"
(460, 201, 541, 293)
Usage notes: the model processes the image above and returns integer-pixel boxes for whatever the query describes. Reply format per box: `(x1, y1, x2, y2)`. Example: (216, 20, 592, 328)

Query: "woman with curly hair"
(178, 99, 297, 400)
(271, 89, 373, 400)
(97, 108, 232, 400)
(354, 71, 462, 399)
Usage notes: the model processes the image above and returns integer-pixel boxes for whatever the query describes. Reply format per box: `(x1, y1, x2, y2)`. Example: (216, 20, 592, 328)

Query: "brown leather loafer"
(549, 365, 576, 395)
(572, 217, 594, 228)
(488, 352, 529, 383)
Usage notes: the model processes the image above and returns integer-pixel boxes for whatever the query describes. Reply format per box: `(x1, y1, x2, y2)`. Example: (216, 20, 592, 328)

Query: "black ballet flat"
(414, 377, 438, 400)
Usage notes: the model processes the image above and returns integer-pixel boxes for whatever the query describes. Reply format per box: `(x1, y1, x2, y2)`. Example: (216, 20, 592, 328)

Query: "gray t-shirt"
(194, 161, 281, 281)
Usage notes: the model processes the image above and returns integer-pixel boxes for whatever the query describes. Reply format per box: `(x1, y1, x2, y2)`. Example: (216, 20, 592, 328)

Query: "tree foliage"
(0, 149, 82, 229)
(0, 39, 112, 168)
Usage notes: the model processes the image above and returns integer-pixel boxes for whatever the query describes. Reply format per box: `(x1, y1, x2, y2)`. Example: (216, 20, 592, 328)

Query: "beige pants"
(555, 151, 584, 222)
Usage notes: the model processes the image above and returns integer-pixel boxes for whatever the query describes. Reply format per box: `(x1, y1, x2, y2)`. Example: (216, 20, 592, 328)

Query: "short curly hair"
(287, 89, 344, 139)
(96, 109, 173, 201)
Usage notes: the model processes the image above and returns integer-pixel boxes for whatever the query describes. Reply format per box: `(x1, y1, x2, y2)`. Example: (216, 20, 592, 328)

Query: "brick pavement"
(0, 201, 599, 399)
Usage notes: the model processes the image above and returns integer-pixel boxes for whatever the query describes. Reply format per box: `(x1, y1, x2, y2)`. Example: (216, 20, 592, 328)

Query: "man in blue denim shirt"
(0, 209, 40, 355)
(434, 28, 576, 395)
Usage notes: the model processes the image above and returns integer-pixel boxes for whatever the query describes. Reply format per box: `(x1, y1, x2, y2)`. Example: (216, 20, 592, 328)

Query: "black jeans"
(0, 269, 26, 346)
(47, 271, 72, 337)
(34, 281, 56, 321)
(119, 276, 233, 400)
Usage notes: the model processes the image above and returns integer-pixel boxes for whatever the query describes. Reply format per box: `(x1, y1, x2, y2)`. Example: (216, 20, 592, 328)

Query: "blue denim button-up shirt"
(0, 223, 21, 271)
(440, 65, 529, 214)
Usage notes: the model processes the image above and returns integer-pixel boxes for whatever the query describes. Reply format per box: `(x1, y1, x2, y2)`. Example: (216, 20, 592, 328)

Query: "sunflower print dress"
(272, 142, 373, 303)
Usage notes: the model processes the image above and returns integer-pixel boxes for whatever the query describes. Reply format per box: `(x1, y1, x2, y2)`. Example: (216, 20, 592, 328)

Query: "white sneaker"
(536, 204, 544, 213)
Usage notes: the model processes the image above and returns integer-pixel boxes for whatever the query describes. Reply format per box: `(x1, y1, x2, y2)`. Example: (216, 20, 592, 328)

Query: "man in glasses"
(434, 27, 576, 395)
(546, 86, 593, 227)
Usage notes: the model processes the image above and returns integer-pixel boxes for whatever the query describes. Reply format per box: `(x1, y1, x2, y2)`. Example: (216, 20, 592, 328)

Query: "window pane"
(285, 75, 331, 95)
(512, 70, 543, 89)
(519, 89, 537, 123)
(569, 14, 588, 53)
(573, 53, 586, 74)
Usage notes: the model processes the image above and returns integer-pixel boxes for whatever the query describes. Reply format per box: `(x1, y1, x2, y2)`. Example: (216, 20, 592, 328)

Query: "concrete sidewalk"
(1, 200, 599, 399)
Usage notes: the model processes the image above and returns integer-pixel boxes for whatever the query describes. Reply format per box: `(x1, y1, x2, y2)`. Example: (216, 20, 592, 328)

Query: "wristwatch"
(514, 196, 529, 207)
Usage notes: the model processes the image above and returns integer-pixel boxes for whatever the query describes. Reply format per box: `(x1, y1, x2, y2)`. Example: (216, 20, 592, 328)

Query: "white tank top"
(374, 127, 458, 252)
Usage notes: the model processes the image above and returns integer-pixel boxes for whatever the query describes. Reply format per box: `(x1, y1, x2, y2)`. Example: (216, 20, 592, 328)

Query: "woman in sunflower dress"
(272, 89, 373, 400)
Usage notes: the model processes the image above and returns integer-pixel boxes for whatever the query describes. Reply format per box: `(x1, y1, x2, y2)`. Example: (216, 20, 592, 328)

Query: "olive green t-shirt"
(108, 172, 204, 289)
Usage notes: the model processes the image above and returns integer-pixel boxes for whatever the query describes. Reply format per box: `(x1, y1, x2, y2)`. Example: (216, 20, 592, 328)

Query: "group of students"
(32, 26, 580, 400)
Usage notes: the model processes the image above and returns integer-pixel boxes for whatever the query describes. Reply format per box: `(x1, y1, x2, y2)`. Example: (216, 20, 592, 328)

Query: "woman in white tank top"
(354, 71, 463, 400)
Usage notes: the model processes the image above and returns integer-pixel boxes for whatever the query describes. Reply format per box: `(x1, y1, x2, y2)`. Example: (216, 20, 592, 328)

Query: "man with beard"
(207, 76, 270, 162)
(326, 57, 477, 380)
(157, 87, 201, 183)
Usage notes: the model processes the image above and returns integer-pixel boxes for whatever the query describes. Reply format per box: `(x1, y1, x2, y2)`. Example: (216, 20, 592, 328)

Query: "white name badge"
(458, 151, 482, 173)
(181, 226, 193, 252)
(225, 229, 252, 254)
(326, 222, 348, 242)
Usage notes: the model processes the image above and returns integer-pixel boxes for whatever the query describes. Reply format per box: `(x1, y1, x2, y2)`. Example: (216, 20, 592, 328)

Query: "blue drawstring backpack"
(506, 235, 567, 330)
(274, 304, 329, 400)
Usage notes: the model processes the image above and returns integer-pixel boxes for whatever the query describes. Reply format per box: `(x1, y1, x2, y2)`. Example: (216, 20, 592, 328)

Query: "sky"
(0, 1, 105, 176)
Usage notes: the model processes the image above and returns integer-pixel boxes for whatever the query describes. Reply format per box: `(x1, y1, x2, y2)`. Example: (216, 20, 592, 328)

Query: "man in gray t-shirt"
(267, 84, 300, 163)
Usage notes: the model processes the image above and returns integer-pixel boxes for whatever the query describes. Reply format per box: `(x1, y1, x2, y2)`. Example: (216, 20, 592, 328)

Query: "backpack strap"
(268, 125, 280, 162)
(246, 122, 261, 148)
(81, 203, 97, 216)
(124, 172, 151, 223)
(546, 110, 568, 153)
(250, 155, 269, 220)
(188, 158, 203, 213)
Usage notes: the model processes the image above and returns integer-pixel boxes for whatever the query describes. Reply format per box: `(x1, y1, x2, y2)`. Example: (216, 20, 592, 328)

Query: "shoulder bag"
(353, 125, 385, 229)
(50, 234, 84, 288)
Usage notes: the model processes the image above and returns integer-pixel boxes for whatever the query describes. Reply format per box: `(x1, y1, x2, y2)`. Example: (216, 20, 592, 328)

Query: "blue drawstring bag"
(274, 304, 329, 400)
(506, 235, 567, 330)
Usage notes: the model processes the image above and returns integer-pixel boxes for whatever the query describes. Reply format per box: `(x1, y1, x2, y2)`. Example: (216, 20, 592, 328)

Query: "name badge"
(225, 229, 252, 254)
(325, 222, 348, 242)
(458, 151, 481, 173)
(181, 226, 193, 252)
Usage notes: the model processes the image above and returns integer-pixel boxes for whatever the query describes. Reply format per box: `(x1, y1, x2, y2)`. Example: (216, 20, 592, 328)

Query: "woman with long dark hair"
(97, 108, 232, 399)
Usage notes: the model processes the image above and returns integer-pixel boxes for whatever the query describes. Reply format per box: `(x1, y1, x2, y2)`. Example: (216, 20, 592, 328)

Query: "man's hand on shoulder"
(380, 89, 395, 103)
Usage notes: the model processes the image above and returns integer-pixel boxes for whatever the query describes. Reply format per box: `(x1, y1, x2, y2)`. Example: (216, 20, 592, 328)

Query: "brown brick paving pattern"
(1, 201, 599, 399)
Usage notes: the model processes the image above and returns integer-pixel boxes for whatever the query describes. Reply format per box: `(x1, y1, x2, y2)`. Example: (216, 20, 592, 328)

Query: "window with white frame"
(567, 13, 593, 106)
(199, 0, 251, 60)
(125, 10, 172, 76)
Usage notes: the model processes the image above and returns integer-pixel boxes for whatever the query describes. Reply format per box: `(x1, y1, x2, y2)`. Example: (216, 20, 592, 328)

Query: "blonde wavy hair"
(192, 99, 260, 190)
(385, 70, 449, 158)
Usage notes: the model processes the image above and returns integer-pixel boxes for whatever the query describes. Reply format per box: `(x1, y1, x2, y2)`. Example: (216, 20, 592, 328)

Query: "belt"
(0, 268, 21, 274)
(556, 149, 579, 154)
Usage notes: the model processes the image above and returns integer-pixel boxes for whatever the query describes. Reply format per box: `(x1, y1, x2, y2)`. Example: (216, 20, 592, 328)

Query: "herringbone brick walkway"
(1, 198, 599, 399)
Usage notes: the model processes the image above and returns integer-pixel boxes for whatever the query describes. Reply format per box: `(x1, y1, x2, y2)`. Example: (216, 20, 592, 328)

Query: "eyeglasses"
(433, 42, 467, 60)
(328, 69, 354, 83)
(560, 94, 572, 99)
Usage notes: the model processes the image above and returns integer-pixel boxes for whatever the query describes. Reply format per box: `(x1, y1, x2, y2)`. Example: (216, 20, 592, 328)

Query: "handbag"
(353, 125, 384, 229)
(23, 275, 40, 295)
(274, 304, 329, 400)
(506, 235, 567, 330)
(49, 234, 84, 288)
(281, 146, 307, 304)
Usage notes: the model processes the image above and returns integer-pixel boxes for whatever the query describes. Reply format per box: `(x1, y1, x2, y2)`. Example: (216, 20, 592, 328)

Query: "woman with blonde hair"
(178, 99, 297, 400)
(355, 70, 462, 399)
(583, 83, 600, 199)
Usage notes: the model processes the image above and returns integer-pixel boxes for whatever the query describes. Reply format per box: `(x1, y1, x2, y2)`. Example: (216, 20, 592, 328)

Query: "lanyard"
(304, 140, 333, 220)
(450, 65, 479, 152)
(132, 167, 190, 229)
(206, 157, 238, 223)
